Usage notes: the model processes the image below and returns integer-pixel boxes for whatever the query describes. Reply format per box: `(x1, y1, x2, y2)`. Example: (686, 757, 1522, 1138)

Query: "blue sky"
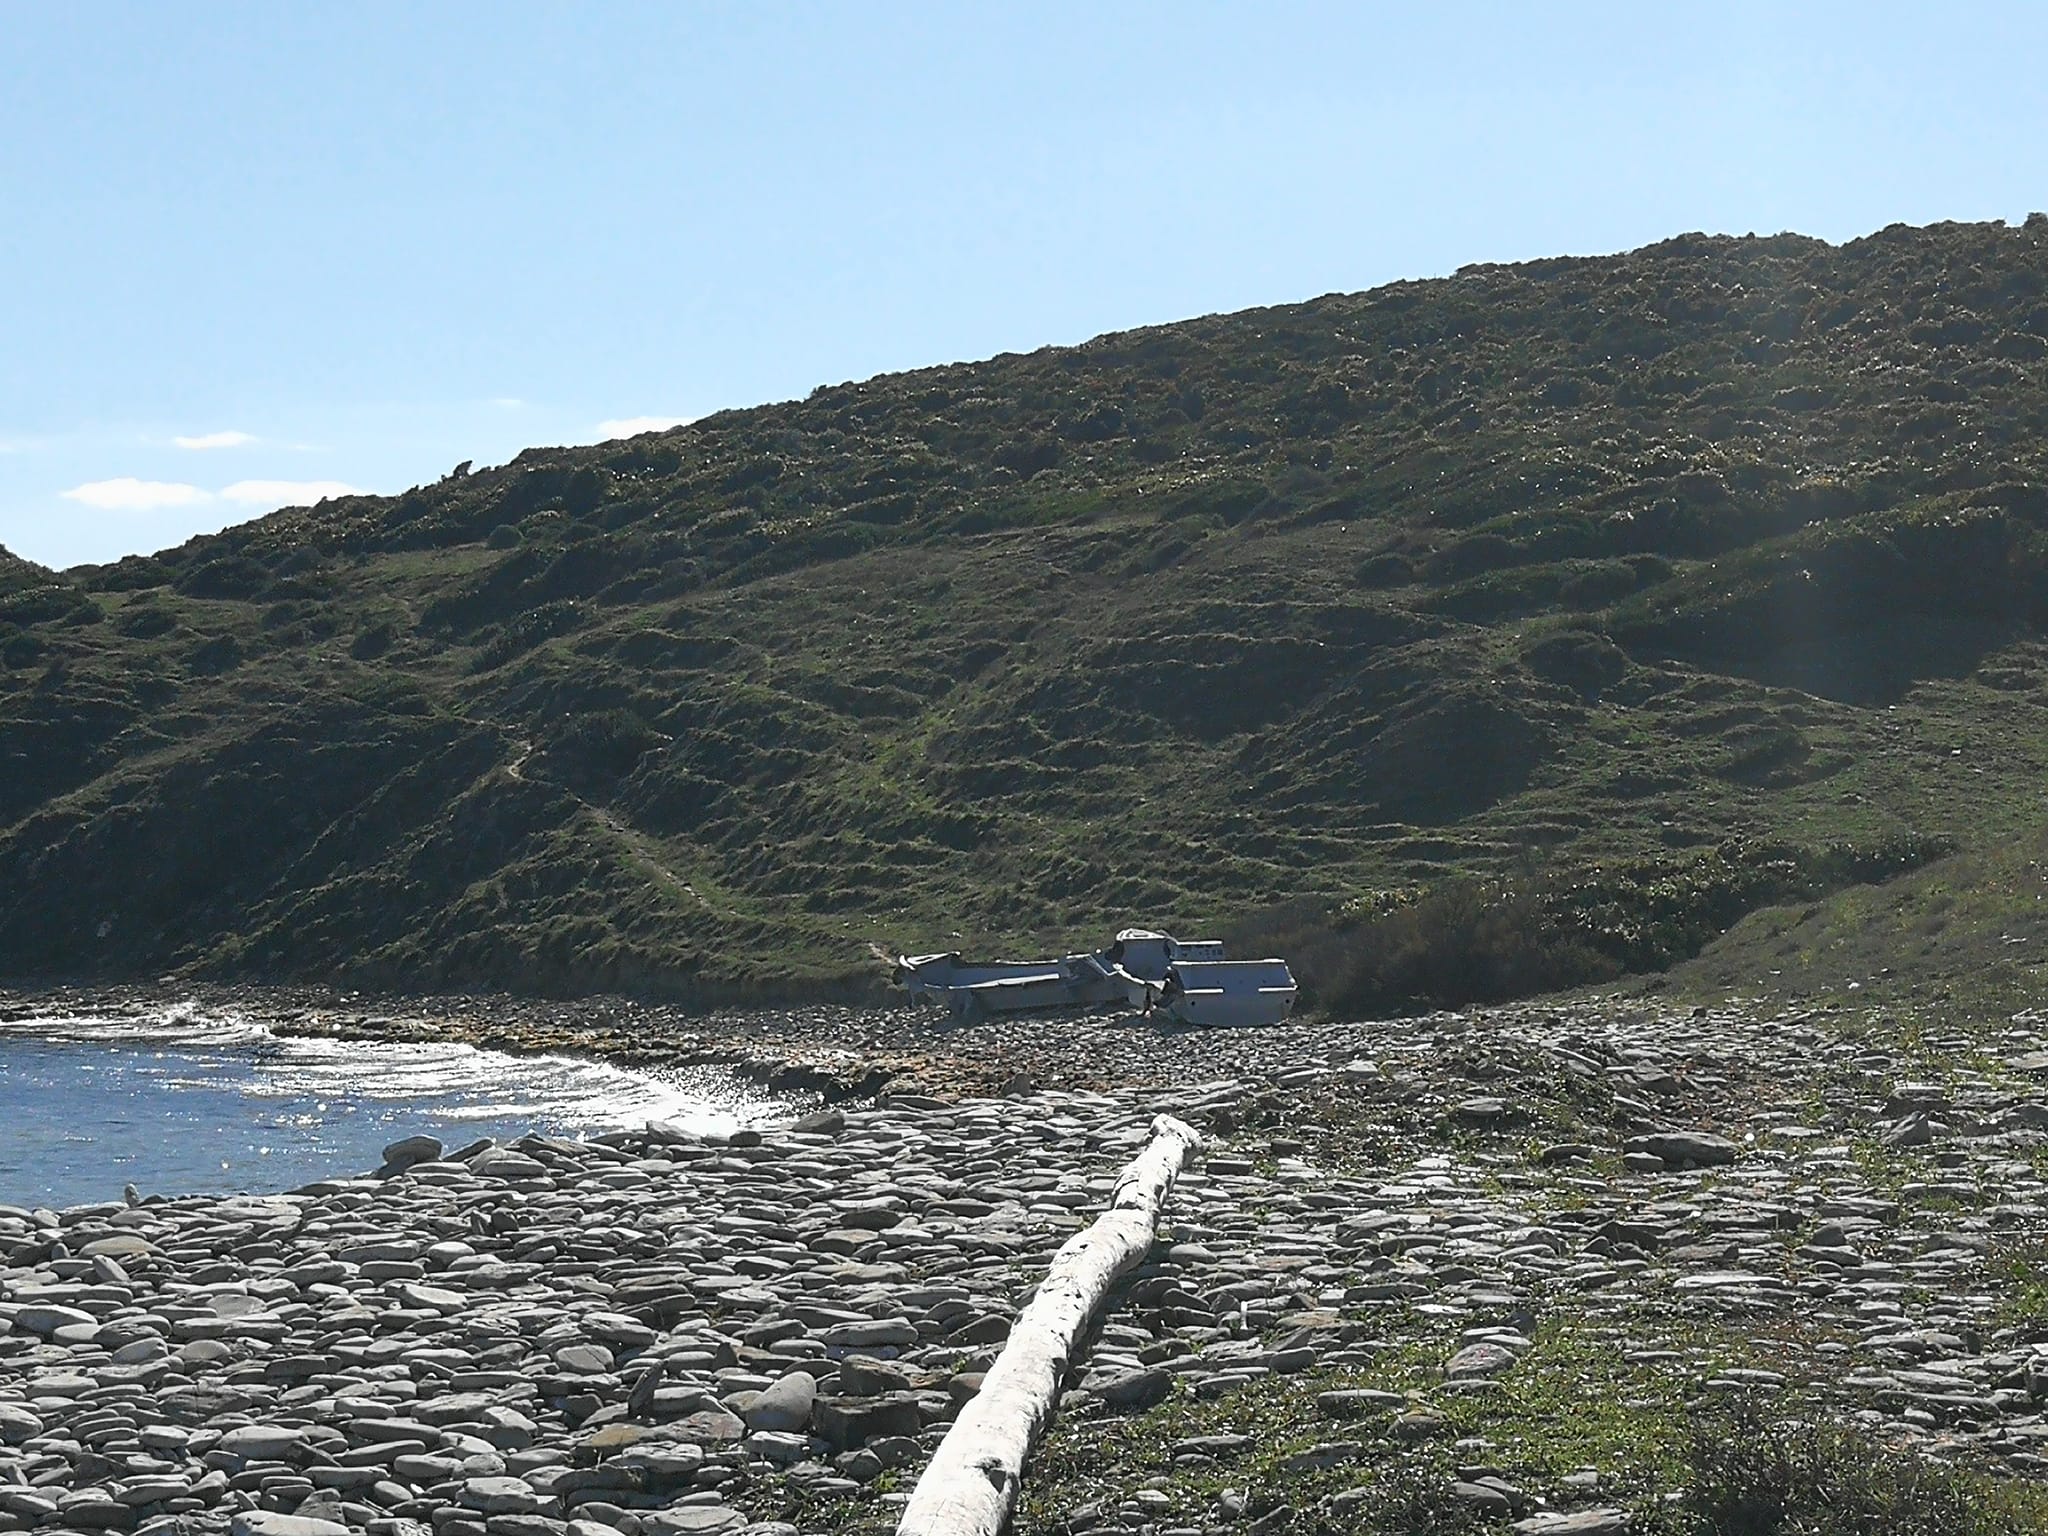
(4, 2, 2045, 569)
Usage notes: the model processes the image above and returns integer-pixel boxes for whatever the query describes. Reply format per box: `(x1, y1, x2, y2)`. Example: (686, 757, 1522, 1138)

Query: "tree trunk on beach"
(895, 1113, 1202, 1536)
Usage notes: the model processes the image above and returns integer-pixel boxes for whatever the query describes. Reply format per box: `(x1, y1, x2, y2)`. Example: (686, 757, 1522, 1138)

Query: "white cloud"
(594, 415, 694, 441)
(173, 429, 257, 450)
(220, 479, 363, 508)
(62, 478, 212, 511)
(59, 476, 363, 516)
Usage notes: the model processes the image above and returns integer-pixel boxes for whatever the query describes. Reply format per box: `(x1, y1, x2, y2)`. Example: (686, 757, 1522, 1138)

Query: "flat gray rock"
(1453, 1097, 1510, 1123)
(641, 1509, 747, 1536)
(384, 1133, 445, 1168)
(1624, 1131, 1739, 1167)
(1093, 1367, 1173, 1407)
(820, 1317, 918, 1351)
(556, 1343, 615, 1374)
(216, 1424, 313, 1464)
(1513, 1512, 1629, 1536)
(1446, 1342, 1518, 1379)
(232, 1515, 354, 1536)
(742, 1370, 817, 1432)
(8, 1304, 98, 1337)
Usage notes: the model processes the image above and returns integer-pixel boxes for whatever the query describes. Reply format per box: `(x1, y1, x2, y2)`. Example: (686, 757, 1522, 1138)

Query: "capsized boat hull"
(893, 929, 1296, 1026)
(894, 950, 1127, 1022)
(1154, 958, 1299, 1027)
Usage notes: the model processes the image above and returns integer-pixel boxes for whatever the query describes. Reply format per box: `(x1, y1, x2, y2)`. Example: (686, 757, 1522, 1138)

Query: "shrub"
(469, 600, 587, 672)
(1329, 881, 1619, 1015)
(173, 555, 269, 600)
(993, 433, 1061, 478)
(116, 604, 177, 638)
(349, 621, 397, 661)
(1306, 1465, 1488, 1535)
(1685, 1399, 2046, 1535)
(535, 710, 668, 798)
(1230, 835, 1952, 1018)
(188, 634, 244, 674)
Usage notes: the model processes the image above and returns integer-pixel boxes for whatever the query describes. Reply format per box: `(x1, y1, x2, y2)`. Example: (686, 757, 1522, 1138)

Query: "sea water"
(0, 1004, 787, 1208)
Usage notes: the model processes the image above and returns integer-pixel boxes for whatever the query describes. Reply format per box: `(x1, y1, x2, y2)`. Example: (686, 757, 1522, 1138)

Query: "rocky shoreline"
(6, 988, 2048, 1534)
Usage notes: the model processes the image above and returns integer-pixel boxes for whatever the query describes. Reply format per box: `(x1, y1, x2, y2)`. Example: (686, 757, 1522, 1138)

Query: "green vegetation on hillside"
(8, 218, 2048, 997)
(1676, 823, 2048, 1015)
(1228, 832, 1954, 1015)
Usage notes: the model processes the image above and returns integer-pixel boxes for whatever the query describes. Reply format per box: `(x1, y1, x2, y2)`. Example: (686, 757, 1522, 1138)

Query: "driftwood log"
(896, 1113, 1202, 1536)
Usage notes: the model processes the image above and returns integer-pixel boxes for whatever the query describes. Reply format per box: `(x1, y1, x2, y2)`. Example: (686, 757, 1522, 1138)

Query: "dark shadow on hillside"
(1363, 693, 1550, 824)
(1727, 615, 2012, 706)
(1625, 612, 2014, 708)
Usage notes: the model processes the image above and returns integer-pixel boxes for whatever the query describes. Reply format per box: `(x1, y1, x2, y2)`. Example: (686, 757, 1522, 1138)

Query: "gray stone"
(671, 1409, 748, 1445)
(641, 1509, 746, 1536)
(835, 1356, 912, 1396)
(812, 1394, 923, 1452)
(947, 1312, 1011, 1346)
(1454, 1482, 1515, 1515)
(218, 1425, 314, 1465)
(1281, 1441, 1360, 1471)
(397, 1281, 469, 1313)
(747, 1430, 809, 1464)
(1512, 1513, 1629, 1536)
(57, 1493, 133, 1529)
(1623, 1131, 1739, 1168)
(384, 1134, 445, 1169)
(741, 1371, 816, 1433)
(1093, 1367, 1173, 1408)
(557, 1343, 615, 1375)
(0, 1491, 58, 1522)
(461, 1477, 553, 1516)
(9, 1303, 97, 1337)
(1446, 1343, 1518, 1379)
(819, 1317, 918, 1353)
(340, 1239, 422, 1264)
(232, 1516, 354, 1536)
(473, 1152, 549, 1179)
(1882, 1114, 1937, 1149)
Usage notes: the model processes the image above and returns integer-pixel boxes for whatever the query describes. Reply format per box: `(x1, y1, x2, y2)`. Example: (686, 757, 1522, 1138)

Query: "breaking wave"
(0, 1002, 793, 1208)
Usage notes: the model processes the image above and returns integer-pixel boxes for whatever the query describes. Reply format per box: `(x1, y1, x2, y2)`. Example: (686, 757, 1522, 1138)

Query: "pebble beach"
(5, 989, 2048, 1536)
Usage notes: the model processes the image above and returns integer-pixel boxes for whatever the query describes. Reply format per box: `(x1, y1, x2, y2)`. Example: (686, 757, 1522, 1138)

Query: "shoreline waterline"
(0, 1000, 794, 1209)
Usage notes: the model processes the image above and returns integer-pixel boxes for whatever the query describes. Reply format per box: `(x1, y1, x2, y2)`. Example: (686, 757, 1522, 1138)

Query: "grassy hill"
(0, 545, 57, 598)
(1675, 824, 2048, 1016)
(7, 217, 2048, 1002)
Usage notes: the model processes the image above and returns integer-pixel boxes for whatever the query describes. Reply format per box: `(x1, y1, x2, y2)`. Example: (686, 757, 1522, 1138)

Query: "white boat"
(894, 927, 1297, 1027)
(1151, 959, 1301, 1028)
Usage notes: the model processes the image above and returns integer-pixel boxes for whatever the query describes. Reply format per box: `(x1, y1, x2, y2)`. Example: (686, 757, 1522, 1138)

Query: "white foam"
(0, 1005, 784, 1138)
(0, 999, 272, 1049)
